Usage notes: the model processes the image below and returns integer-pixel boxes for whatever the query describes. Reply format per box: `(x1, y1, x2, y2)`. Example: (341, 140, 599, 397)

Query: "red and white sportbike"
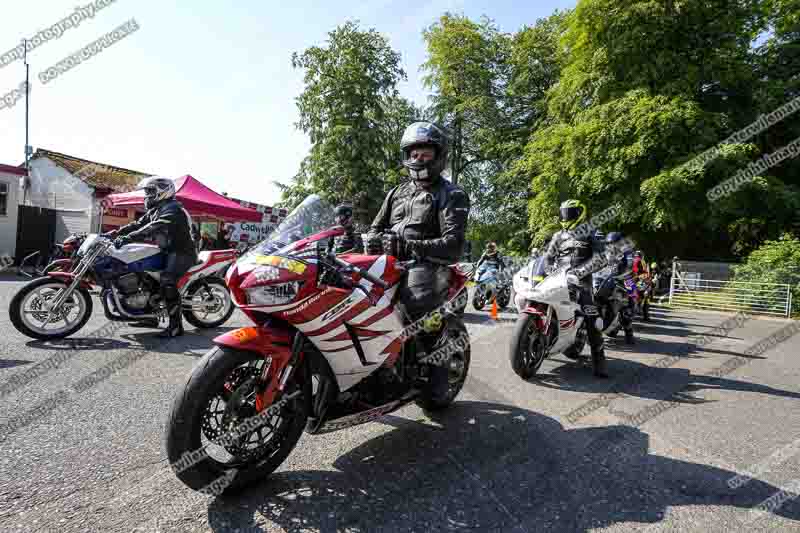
(509, 255, 589, 379)
(9, 234, 236, 340)
(165, 195, 472, 493)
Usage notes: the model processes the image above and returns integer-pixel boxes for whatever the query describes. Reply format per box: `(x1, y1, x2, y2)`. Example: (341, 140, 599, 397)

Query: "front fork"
(254, 331, 306, 413)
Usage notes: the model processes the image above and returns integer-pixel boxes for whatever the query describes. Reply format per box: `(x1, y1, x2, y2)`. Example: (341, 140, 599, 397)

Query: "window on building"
(0, 182, 7, 216)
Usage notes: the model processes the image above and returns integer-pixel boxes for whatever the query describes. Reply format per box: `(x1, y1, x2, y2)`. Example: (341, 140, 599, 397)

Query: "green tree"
(521, 0, 798, 260)
(421, 11, 567, 254)
(281, 21, 419, 225)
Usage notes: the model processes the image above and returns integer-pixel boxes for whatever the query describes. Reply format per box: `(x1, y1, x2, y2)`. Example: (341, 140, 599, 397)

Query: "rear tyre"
(165, 346, 308, 494)
(509, 314, 547, 379)
(183, 278, 235, 329)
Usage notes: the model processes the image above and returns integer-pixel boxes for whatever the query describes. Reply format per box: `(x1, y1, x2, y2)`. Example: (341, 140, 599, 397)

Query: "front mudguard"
(212, 325, 335, 418)
(46, 271, 94, 290)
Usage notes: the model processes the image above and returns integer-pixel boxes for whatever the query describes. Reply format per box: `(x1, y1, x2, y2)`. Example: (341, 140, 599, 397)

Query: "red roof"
(106, 175, 263, 222)
(0, 163, 27, 176)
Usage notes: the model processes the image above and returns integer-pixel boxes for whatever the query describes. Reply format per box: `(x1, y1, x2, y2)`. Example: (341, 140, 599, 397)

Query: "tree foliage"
(279, 21, 419, 226)
(280, 2, 800, 262)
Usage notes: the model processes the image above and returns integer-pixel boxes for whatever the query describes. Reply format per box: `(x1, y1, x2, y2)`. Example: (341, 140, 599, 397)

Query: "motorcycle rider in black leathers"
(105, 177, 198, 338)
(333, 203, 364, 254)
(366, 121, 471, 404)
(595, 231, 636, 345)
(542, 199, 610, 378)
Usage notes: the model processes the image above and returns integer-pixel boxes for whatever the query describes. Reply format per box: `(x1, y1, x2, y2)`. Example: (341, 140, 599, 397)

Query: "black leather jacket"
(116, 199, 197, 258)
(369, 176, 470, 262)
(543, 228, 607, 282)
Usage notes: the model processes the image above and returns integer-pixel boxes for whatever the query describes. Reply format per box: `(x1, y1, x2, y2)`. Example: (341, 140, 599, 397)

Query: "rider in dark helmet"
(366, 121, 471, 404)
(104, 176, 197, 337)
(542, 199, 610, 378)
(596, 231, 635, 344)
(333, 203, 364, 254)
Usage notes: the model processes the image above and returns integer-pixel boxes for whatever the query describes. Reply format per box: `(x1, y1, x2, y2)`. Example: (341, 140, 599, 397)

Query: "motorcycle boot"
(130, 317, 159, 328)
(591, 345, 610, 378)
(420, 315, 450, 403)
(157, 285, 184, 338)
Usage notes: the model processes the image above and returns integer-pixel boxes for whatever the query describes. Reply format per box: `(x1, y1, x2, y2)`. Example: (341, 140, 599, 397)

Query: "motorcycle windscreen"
(530, 256, 549, 282)
(238, 194, 337, 268)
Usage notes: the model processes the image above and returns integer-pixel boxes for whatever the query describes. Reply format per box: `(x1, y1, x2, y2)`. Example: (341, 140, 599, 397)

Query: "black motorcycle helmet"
(334, 203, 354, 228)
(605, 231, 624, 244)
(400, 121, 449, 183)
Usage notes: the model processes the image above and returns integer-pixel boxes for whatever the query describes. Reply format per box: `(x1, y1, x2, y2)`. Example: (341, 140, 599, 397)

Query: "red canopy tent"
(105, 175, 263, 222)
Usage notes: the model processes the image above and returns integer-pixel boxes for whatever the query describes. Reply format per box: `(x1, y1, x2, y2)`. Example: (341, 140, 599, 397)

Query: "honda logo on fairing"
(320, 295, 353, 322)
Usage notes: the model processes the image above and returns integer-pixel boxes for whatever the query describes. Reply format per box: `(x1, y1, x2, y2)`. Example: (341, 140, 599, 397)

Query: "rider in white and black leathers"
(366, 121, 471, 402)
(105, 177, 197, 338)
(542, 199, 610, 378)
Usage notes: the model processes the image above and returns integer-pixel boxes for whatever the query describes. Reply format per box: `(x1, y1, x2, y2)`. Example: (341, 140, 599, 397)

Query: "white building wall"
(0, 171, 21, 260)
(26, 157, 95, 241)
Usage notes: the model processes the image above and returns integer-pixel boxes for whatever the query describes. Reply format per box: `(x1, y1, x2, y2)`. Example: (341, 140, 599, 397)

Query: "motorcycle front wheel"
(509, 313, 548, 379)
(9, 277, 93, 340)
(472, 290, 485, 311)
(497, 288, 510, 310)
(165, 346, 308, 494)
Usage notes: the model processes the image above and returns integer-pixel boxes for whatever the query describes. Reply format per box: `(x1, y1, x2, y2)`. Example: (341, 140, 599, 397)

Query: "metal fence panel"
(669, 259, 792, 317)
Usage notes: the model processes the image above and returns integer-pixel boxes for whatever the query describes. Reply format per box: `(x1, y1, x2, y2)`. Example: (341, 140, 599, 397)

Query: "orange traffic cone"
(491, 297, 498, 320)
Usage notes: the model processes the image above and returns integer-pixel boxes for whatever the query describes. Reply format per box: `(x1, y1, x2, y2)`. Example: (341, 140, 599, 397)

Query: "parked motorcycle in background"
(9, 234, 237, 340)
(593, 270, 636, 338)
(18, 233, 87, 278)
(471, 264, 510, 311)
(635, 274, 653, 321)
(509, 256, 588, 378)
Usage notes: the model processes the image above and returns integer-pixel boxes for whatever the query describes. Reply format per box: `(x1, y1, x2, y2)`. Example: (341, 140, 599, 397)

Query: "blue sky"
(0, 0, 575, 206)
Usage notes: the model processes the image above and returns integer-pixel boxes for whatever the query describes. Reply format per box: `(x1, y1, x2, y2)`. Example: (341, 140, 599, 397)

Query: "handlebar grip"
(333, 256, 389, 289)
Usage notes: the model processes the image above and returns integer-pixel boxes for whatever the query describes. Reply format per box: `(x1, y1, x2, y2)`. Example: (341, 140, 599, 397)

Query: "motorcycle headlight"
(245, 281, 302, 306)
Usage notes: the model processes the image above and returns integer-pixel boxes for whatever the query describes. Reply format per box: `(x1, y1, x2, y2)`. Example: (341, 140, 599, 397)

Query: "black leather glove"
(365, 233, 383, 255)
(114, 235, 131, 248)
(381, 231, 403, 258)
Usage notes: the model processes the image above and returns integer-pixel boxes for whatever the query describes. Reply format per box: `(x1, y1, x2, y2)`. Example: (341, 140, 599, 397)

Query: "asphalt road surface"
(1, 276, 799, 533)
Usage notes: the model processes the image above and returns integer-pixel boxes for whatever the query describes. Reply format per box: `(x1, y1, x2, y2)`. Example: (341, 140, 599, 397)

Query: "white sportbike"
(509, 256, 589, 379)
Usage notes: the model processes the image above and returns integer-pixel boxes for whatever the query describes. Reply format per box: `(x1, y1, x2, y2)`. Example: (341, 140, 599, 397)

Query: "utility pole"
(23, 39, 32, 206)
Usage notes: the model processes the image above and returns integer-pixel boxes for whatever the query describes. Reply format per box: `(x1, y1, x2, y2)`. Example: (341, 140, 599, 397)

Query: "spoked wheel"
(165, 347, 308, 493)
(509, 314, 548, 379)
(9, 277, 93, 340)
(182, 278, 235, 329)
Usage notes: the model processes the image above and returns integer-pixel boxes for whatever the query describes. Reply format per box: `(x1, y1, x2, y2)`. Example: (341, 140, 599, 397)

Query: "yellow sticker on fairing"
(254, 255, 307, 274)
